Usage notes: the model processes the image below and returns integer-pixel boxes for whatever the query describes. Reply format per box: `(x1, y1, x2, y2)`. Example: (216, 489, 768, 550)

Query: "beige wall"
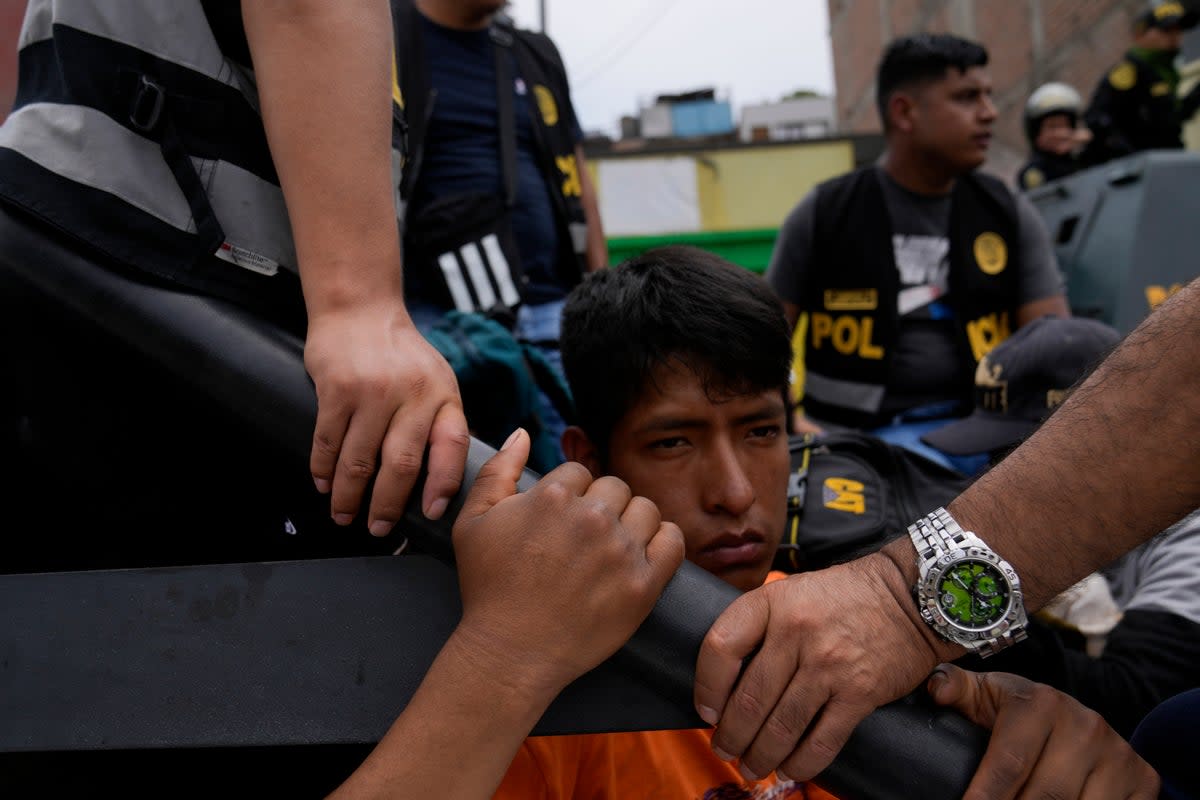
(694, 140, 855, 230)
(590, 139, 856, 234)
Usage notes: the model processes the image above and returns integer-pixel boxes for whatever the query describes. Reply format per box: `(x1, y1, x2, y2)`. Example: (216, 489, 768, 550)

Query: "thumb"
(457, 428, 531, 524)
(927, 664, 997, 729)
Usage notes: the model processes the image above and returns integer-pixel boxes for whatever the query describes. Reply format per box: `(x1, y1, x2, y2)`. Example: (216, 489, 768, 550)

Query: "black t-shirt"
(409, 14, 581, 305)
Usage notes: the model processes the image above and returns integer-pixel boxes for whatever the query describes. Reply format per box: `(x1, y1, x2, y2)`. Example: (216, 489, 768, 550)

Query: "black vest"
(391, 1, 588, 313)
(1084, 51, 1184, 164)
(802, 167, 1021, 428)
(0, 2, 385, 324)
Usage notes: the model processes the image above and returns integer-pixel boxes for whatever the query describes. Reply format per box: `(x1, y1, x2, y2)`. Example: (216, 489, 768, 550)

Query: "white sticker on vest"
(215, 241, 281, 277)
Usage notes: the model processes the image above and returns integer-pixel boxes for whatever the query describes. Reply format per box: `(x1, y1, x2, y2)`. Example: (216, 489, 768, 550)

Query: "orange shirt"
(497, 728, 837, 800)
(494, 572, 838, 800)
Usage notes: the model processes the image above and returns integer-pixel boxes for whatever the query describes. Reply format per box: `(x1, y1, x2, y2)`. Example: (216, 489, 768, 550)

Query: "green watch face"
(937, 559, 1010, 630)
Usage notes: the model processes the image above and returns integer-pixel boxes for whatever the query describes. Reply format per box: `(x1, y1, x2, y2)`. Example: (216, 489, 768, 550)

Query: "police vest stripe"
(804, 370, 887, 415)
(436, 234, 522, 313)
(19, 4, 240, 85)
(0, 1, 401, 293)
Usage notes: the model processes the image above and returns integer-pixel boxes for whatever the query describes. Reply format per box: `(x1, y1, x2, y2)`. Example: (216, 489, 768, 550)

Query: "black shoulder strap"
(490, 23, 519, 208)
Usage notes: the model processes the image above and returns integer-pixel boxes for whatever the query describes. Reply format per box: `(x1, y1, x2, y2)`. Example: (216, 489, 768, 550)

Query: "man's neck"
(416, 0, 494, 31)
(881, 147, 959, 195)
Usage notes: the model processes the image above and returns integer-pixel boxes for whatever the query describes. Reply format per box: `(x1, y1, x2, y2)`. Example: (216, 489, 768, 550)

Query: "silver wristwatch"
(907, 507, 1028, 657)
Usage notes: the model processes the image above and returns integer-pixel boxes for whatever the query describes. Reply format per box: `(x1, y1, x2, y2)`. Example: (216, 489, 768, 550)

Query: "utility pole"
(540, 0, 546, 31)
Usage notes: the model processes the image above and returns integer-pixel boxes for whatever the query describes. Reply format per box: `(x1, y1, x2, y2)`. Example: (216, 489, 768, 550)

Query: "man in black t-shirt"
(765, 34, 1069, 472)
(392, 0, 608, 466)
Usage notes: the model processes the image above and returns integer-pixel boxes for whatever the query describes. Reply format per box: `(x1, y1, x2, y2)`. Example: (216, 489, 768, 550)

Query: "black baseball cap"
(921, 316, 1122, 456)
(1139, 1, 1199, 30)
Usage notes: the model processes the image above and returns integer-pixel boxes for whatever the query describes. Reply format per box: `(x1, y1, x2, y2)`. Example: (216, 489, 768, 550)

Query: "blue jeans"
(514, 299, 568, 467)
(867, 401, 990, 477)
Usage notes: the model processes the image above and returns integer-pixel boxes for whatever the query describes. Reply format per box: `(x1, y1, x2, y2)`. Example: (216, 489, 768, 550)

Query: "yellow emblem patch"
(1155, 1, 1186, 21)
(973, 232, 1008, 275)
(823, 289, 878, 310)
(533, 85, 558, 126)
(1022, 167, 1045, 190)
(1109, 62, 1137, 91)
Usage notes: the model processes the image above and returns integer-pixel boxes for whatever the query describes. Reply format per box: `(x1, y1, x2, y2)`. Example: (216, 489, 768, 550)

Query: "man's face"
(600, 364, 789, 592)
(908, 66, 997, 172)
(1035, 113, 1078, 156)
(1140, 25, 1184, 52)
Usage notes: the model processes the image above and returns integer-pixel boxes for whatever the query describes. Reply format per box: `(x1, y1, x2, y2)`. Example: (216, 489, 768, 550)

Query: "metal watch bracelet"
(908, 507, 1028, 657)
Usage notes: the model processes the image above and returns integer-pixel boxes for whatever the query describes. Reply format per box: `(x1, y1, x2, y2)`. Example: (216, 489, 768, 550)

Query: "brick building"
(826, 0, 1156, 182)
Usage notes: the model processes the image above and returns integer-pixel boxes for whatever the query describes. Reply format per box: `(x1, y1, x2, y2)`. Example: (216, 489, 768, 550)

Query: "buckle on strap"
(129, 75, 165, 133)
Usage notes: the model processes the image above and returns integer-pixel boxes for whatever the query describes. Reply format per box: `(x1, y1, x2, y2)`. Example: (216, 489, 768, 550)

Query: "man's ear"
(561, 425, 603, 477)
(890, 92, 916, 133)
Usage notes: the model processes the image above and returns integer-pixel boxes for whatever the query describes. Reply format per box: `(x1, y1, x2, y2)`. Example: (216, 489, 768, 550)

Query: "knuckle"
(577, 500, 615, 533)
(629, 495, 661, 525)
(763, 711, 804, 747)
(539, 479, 573, 508)
(404, 371, 430, 400)
(340, 454, 378, 481)
(729, 687, 768, 722)
(553, 460, 592, 484)
(312, 432, 340, 459)
(383, 447, 425, 479)
(986, 747, 1031, 790)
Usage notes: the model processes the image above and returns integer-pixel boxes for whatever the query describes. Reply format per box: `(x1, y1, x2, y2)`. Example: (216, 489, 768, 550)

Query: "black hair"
(875, 33, 989, 130)
(561, 245, 792, 460)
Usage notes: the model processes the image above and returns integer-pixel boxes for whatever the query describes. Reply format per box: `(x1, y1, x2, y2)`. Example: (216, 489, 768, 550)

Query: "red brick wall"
(0, 0, 27, 124)
(827, 0, 1146, 183)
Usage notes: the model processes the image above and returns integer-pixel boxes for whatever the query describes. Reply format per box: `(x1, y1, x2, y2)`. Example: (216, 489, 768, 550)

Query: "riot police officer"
(1083, 0, 1200, 165)
(1017, 82, 1090, 190)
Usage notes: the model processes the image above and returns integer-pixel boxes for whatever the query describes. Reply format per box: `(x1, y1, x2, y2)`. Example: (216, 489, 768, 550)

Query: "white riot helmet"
(1024, 82, 1083, 144)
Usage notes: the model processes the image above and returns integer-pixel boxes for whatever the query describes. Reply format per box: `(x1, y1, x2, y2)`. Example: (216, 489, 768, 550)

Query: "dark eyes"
(748, 424, 783, 440)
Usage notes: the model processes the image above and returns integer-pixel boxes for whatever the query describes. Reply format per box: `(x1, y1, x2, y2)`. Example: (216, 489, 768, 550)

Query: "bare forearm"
(576, 146, 607, 270)
(242, 0, 404, 314)
(888, 278, 1200, 609)
(328, 631, 559, 799)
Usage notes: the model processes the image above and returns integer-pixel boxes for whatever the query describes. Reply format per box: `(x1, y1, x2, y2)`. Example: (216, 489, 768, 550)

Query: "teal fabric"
(423, 311, 574, 474)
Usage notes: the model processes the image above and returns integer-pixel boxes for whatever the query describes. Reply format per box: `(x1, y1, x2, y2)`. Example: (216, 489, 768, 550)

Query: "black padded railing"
(0, 207, 987, 799)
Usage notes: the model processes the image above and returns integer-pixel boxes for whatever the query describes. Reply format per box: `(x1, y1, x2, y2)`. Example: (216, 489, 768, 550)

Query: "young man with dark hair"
(467, 246, 1151, 799)
(766, 34, 1069, 471)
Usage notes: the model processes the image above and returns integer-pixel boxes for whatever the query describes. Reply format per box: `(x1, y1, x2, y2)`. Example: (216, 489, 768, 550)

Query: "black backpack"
(774, 431, 974, 573)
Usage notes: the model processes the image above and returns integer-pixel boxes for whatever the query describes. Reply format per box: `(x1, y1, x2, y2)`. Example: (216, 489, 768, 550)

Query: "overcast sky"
(505, 0, 836, 137)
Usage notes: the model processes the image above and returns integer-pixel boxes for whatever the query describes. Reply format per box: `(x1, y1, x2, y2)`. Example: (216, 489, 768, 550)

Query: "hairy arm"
(935, 277, 1200, 605)
(697, 277, 1200, 782)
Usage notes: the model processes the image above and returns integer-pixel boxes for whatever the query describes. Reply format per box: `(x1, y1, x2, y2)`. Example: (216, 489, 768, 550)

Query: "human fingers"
(329, 397, 396, 526)
(418, 401, 469, 521)
(929, 666, 1049, 800)
(644, 520, 686, 587)
(618, 494, 661, 544)
(310, 394, 351, 497)
(580, 475, 634, 527)
(773, 694, 878, 784)
(454, 428, 531, 527)
(1077, 748, 1160, 800)
(693, 588, 773, 729)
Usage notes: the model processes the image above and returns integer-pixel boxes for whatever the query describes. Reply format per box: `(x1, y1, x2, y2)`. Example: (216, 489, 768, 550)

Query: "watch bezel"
(917, 546, 1025, 644)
